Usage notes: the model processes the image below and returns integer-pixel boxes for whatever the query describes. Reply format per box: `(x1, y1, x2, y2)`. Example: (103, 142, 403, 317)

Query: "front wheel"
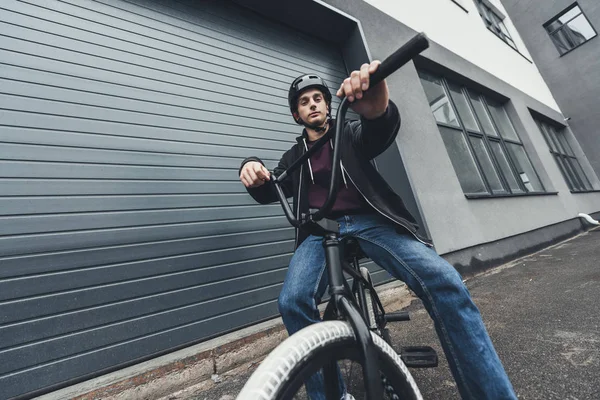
(237, 321, 422, 400)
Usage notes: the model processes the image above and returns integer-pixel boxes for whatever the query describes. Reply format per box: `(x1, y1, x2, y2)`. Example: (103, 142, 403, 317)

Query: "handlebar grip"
(369, 32, 430, 88)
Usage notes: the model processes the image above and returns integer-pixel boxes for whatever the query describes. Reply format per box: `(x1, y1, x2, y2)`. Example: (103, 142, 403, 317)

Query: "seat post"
(323, 233, 346, 298)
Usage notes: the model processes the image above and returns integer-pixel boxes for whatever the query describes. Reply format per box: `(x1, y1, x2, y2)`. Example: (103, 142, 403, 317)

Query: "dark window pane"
(539, 122, 559, 152)
(477, 2, 492, 22)
(546, 19, 563, 33)
(549, 125, 568, 154)
(477, 2, 515, 48)
(505, 36, 517, 49)
(566, 14, 596, 41)
(555, 155, 576, 190)
(551, 30, 575, 53)
(562, 23, 588, 49)
(418, 72, 460, 127)
(469, 137, 505, 193)
(549, 127, 569, 155)
(499, 21, 508, 36)
(537, 117, 594, 191)
(438, 126, 487, 194)
(555, 132, 575, 156)
(546, 6, 582, 33)
(468, 92, 497, 136)
(487, 101, 520, 141)
(448, 84, 479, 131)
(490, 141, 522, 192)
(564, 157, 586, 191)
(490, 13, 503, 32)
(506, 144, 544, 192)
(547, 7, 596, 54)
(571, 159, 593, 190)
(560, 6, 582, 24)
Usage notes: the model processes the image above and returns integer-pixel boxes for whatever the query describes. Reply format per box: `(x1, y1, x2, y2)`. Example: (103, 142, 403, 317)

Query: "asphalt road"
(188, 227, 600, 400)
(394, 227, 600, 400)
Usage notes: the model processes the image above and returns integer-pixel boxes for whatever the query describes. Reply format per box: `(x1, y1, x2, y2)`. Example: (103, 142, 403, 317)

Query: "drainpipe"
(578, 213, 600, 226)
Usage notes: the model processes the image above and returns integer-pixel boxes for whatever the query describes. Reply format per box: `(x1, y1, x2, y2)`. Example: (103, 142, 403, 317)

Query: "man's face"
(294, 88, 328, 126)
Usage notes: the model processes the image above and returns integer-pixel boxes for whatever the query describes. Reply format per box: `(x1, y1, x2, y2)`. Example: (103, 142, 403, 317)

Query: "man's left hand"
(336, 61, 389, 120)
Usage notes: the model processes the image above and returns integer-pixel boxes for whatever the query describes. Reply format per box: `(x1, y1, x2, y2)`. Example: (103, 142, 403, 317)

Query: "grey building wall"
(323, 0, 600, 256)
(500, 0, 600, 177)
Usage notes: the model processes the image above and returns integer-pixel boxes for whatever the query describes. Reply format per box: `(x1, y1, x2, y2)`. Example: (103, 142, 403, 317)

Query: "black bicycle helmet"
(288, 74, 332, 124)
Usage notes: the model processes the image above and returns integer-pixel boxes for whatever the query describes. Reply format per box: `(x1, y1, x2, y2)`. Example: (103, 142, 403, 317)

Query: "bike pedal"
(401, 346, 438, 368)
(384, 311, 410, 322)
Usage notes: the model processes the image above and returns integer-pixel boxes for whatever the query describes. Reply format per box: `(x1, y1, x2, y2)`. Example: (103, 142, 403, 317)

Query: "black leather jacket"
(240, 100, 431, 249)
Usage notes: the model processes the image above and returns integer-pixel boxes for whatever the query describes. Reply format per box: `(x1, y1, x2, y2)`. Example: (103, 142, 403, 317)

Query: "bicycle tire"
(381, 327, 393, 348)
(359, 266, 378, 330)
(237, 321, 422, 400)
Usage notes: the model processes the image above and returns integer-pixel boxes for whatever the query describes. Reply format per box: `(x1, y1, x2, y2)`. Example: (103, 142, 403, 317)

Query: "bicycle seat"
(342, 237, 367, 262)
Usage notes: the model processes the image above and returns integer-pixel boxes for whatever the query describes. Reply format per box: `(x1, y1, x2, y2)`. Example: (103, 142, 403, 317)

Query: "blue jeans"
(277, 214, 517, 400)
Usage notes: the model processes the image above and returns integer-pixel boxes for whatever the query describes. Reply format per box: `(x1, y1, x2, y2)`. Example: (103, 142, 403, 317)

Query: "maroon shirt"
(306, 139, 368, 215)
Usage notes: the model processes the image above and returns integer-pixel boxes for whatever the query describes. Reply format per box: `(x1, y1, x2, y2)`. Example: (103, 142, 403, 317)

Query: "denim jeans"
(277, 213, 517, 400)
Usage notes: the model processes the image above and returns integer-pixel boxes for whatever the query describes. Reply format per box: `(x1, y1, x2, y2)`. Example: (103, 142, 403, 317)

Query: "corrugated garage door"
(0, 0, 391, 398)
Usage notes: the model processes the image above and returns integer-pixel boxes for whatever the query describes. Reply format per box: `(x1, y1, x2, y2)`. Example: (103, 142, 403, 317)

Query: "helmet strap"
(313, 119, 330, 133)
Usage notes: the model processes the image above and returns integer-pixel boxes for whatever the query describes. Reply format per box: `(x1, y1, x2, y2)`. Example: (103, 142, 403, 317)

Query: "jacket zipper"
(294, 162, 304, 249)
(344, 171, 433, 248)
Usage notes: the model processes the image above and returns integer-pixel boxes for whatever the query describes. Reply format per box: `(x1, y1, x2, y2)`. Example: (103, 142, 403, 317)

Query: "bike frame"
(270, 32, 430, 400)
(340, 252, 386, 330)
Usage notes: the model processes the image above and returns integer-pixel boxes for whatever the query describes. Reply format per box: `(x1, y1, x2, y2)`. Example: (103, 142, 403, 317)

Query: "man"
(239, 62, 517, 400)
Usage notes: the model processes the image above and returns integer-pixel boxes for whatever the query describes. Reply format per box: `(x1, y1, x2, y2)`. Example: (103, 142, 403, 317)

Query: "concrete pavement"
(173, 226, 600, 400)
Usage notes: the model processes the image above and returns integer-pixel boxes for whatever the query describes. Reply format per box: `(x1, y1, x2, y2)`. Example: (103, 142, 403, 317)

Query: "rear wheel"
(237, 321, 422, 400)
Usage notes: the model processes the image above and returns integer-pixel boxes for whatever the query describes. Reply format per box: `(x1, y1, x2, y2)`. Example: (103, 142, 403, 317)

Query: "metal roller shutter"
(0, 0, 350, 397)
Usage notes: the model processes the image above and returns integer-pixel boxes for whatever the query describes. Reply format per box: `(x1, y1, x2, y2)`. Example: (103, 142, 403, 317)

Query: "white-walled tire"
(237, 321, 422, 400)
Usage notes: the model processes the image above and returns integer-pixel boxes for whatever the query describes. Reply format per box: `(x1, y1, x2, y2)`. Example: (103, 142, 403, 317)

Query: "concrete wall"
(323, 0, 600, 254)
(362, 0, 561, 112)
(500, 0, 600, 177)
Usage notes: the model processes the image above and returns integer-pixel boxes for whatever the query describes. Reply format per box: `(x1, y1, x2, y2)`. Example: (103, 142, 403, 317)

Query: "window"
(419, 70, 546, 197)
(475, 0, 517, 49)
(544, 4, 597, 55)
(534, 118, 594, 192)
(451, 0, 469, 13)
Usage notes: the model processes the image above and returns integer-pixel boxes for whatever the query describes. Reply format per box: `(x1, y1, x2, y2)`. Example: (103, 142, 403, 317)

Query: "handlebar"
(272, 32, 430, 230)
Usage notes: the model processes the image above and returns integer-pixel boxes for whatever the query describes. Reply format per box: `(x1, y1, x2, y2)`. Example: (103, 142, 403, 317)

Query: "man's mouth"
(309, 112, 320, 117)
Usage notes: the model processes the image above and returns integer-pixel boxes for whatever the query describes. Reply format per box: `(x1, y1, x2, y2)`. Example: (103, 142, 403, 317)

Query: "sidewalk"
(169, 226, 600, 400)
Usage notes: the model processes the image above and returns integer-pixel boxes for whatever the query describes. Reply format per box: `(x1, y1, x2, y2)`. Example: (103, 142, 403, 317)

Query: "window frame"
(475, 0, 517, 50)
(543, 3, 598, 56)
(450, 0, 469, 13)
(534, 118, 594, 192)
(419, 70, 548, 198)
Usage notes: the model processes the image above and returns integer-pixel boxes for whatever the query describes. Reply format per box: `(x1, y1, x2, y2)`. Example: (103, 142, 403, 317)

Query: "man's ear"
(293, 111, 301, 122)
